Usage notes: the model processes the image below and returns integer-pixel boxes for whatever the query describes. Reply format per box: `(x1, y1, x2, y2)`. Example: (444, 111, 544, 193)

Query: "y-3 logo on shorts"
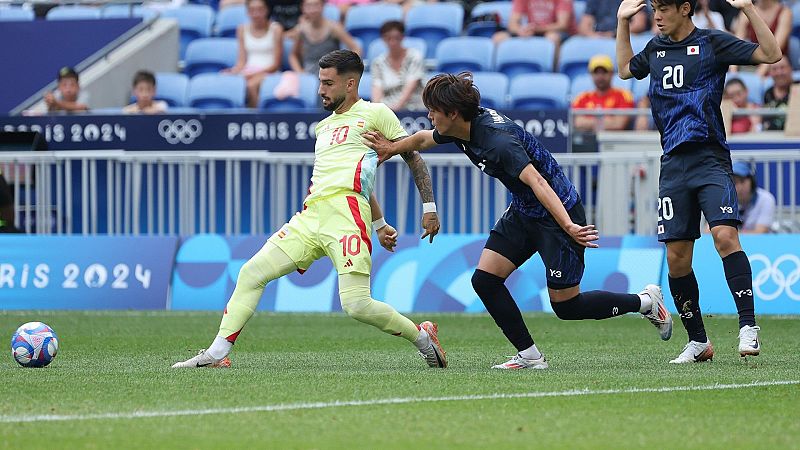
(735, 289, 752, 298)
(549, 269, 562, 278)
(720, 206, 733, 214)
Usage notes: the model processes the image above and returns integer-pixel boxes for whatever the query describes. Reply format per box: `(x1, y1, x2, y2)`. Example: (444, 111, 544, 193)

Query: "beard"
(322, 94, 346, 112)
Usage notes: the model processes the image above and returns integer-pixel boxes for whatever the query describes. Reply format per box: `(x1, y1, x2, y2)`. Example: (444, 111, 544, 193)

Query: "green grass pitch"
(1, 311, 798, 449)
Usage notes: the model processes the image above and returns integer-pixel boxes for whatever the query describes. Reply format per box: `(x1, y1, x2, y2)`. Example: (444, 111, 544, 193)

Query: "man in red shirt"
(571, 54, 634, 131)
(495, 0, 576, 66)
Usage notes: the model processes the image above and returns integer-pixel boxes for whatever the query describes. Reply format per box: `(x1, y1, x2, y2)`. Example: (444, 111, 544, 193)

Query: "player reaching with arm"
(617, 0, 779, 363)
(173, 50, 446, 369)
(364, 73, 672, 370)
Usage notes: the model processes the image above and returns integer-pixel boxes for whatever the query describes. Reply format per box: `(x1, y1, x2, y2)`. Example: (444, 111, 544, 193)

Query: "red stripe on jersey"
(346, 195, 372, 254)
(353, 155, 364, 193)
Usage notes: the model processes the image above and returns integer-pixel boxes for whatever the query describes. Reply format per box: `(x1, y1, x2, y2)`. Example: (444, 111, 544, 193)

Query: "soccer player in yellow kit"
(173, 50, 447, 369)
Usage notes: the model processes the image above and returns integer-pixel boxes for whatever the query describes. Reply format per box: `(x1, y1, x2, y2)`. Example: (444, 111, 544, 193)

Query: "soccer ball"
(11, 322, 59, 368)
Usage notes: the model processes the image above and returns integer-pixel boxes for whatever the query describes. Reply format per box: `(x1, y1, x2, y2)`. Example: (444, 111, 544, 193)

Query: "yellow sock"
(338, 273, 420, 342)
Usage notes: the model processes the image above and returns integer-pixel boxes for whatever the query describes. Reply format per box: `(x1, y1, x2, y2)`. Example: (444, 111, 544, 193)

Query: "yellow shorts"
(268, 193, 373, 275)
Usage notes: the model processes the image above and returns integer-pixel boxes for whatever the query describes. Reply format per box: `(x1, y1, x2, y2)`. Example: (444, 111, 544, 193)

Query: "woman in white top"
(370, 20, 426, 112)
(692, 0, 726, 31)
(224, 0, 284, 107)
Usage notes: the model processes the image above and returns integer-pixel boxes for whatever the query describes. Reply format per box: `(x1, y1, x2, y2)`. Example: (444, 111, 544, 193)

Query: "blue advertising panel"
(659, 235, 800, 314)
(0, 236, 178, 309)
(0, 109, 570, 153)
(171, 234, 665, 313)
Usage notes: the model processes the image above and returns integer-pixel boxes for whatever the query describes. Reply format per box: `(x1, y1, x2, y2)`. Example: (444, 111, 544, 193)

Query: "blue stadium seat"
(188, 73, 245, 109)
(406, 3, 464, 58)
(496, 37, 554, 78)
(215, 4, 246, 37)
(574, 0, 586, 24)
(467, 1, 512, 37)
(161, 5, 215, 60)
(359, 72, 372, 101)
(630, 33, 652, 55)
(184, 38, 238, 77)
(0, 7, 35, 21)
(792, 3, 800, 39)
(472, 72, 509, 109)
(509, 73, 570, 109)
(366, 37, 427, 63)
(281, 37, 294, 71)
(46, 6, 101, 20)
(790, 36, 800, 70)
(154, 72, 190, 107)
(101, 5, 158, 19)
(632, 76, 650, 103)
(726, 72, 763, 104)
(344, 4, 403, 52)
(435, 37, 494, 73)
(569, 73, 633, 100)
(558, 36, 616, 79)
(258, 72, 319, 111)
(323, 3, 340, 22)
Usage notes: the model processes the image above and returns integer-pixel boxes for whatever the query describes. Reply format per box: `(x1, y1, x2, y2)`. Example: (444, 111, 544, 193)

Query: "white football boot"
(738, 325, 761, 357)
(640, 284, 673, 341)
(171, 349, 231, 368)
(418, 321, 447, 368)
(669, 340, 714, 364)
(491, 354, 549, 370)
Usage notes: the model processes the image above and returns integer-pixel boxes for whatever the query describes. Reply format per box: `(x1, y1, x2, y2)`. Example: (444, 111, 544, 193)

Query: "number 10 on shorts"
(339, 234, 362, 256)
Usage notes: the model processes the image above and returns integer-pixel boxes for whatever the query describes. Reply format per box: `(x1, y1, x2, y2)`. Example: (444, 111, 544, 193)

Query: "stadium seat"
(101, 5, 158, 19)
(496, 37, 555, 78)
(435, 37, 494, 73)
(215, 4, 246, 38)
(0, 7, 35, 21)
(509, 73, 570, 109)
(467, 1, 512, 38)
(46, 6, 101, 20)
(154, 72, 190, 107)
(558, 36, 616, 79)
(472, 72, 509, 109)
(406, 3, 464, 58)
(569, 73, 633, 100)
(281, 38, 294, 71)
(574, 0, 586, 24)
(790, 36, 800, 70)
(183, 38, 238, 78)
(161, 5, 215, 60)
(632, 76, 650, 103)
(726, 72, 763, 104)
(792, 3, 800, 39)
(344, 4, 403, 52)
(258, 72, 319, 111)
(323, 3, 340, 22)
(359, 72, 372, 101)
(188, 73, 245, 109)
(630, 33, 652, 55)
(366, 37, 427, 64)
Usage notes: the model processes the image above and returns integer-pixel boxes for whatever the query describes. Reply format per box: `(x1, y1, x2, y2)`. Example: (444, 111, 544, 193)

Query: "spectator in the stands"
(708, 0, 739, 30)
(370, 20, 426, 111)
(692, 0, 726, 30)
(123, 71, 168, 114)
(732, 161, 776, 234)
(268, 0, 302, 34)
(495, 0, 576, 65)
(44, 67, 89, 113)
(723, 78, 760, 134)
(578, 0, 647, 37)
(634, 95, 652, 131)
(733, 0, 792, 76)
(0, 172, 21, 234)
(763, 56, 795, 131)
(224, 0, 284, 108)
(571, 55, 634, 131)
(290, 0, 361, 74)
(326, 0, 373, 21)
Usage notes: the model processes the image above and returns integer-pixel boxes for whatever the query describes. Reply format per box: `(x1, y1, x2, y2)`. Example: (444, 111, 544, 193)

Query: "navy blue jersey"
(432, 108, 578, 218)
(629, 28, 757, 154)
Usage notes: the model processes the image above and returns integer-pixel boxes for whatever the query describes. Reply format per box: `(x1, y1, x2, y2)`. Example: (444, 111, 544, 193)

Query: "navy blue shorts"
(657, 143, 741, 242)
(485, 203, 586, 289)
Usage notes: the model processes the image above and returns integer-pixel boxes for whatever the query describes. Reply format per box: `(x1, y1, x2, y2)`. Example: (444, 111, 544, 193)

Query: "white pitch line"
(0, 380, 796, 424)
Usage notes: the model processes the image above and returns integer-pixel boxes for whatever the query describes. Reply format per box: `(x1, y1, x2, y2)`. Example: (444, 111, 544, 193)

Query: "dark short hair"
(57, 66, 78, 82)
(132, 70, 156, 87)
(380, 20, 404, 36)
(652, 0, 696, 16)
(422, 72, 481, 121)
(318, 49, 364, 77)
(724, 78, 747, 91)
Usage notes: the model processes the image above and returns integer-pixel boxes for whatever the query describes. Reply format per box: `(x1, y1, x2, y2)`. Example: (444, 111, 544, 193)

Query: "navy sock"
(669, 271, 707, 343)
(471, 269, 535, 352)
(723, 251, 756, 328)
(550, 290, 640, 320)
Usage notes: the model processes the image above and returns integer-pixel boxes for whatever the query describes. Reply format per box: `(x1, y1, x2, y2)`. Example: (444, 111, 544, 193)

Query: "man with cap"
(571, 54, 634, 131)
(732, 161, 776, 233)
(44, 67, 89, 113)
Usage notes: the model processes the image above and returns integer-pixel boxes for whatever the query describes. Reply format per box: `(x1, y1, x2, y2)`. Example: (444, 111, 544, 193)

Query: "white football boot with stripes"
(640, 284, 673, 341)
(738, 325, 761, 357)
(491, 354, 549, 370)
(171, 349, 231, 368)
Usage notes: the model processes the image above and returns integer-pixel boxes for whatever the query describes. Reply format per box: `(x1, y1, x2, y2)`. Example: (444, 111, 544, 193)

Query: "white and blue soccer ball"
(11, 322, 59, 368)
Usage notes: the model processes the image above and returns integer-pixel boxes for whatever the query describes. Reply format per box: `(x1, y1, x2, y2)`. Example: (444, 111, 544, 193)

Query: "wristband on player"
(423, 202, 437, 214)
(372, 217, 387, 232)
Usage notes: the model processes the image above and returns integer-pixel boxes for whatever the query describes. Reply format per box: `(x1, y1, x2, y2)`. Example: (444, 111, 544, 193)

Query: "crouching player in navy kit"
(616, 0, 781, 362)
(363, 72, 673, 370)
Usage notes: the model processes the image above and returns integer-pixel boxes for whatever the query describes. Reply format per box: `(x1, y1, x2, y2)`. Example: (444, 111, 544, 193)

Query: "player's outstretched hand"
(362, 131, 394, 163)
(566, 223, 600, 248)
(421, 212, 440, 243)
(378, 223, 398, 252)
(724, 0, 753, 9)
(618, 0, 646, 20)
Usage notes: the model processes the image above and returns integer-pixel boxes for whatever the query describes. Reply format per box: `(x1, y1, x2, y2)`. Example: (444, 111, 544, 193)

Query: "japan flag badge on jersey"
(687, 45, 699, 55)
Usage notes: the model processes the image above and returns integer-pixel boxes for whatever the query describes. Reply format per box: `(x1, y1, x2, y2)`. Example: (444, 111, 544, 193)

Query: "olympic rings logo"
(158, 119, 203, 145)
(750, 253, 800, 301)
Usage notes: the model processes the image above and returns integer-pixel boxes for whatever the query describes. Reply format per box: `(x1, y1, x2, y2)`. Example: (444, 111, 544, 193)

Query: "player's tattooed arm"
(399, 150, 441, 242)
